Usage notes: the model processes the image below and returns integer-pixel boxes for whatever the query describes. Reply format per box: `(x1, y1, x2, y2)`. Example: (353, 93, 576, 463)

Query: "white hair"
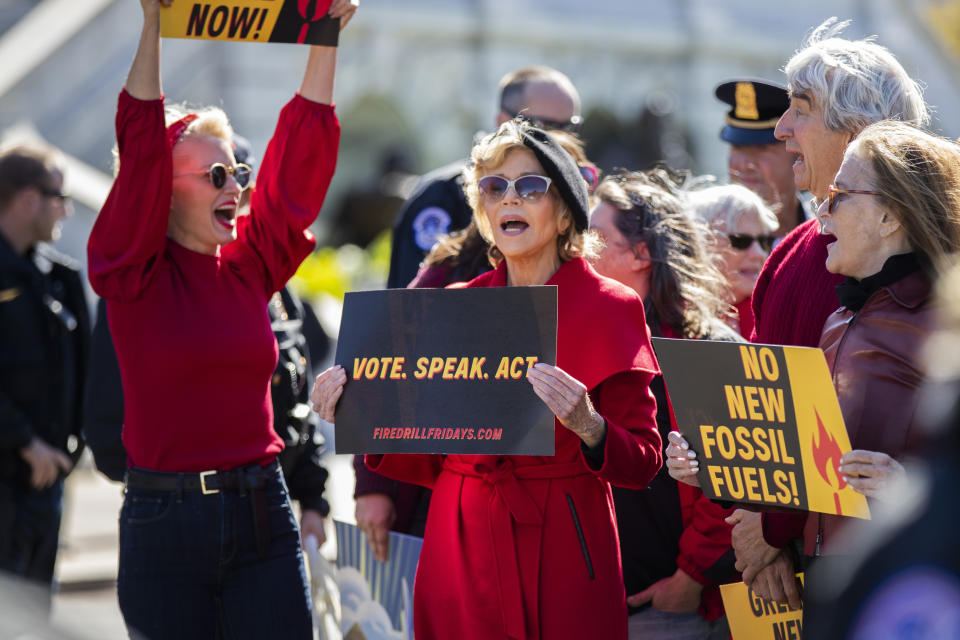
(784, 17, 929, 135)
(685, 184, 779, 234)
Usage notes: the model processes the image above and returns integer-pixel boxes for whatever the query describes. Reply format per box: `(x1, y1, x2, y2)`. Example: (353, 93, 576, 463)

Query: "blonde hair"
(111, 103, 234, 176)
(852, 120, 960, 277)
(463, 119, 600, 264)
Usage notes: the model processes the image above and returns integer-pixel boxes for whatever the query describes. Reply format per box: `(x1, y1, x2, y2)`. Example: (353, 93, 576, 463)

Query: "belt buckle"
(200, 470, 219, 495)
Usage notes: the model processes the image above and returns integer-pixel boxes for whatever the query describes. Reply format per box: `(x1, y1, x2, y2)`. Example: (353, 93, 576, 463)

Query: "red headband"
(166, 113, 198, 149)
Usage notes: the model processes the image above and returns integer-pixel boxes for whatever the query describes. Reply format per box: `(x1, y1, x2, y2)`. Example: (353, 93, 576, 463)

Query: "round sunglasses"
(175, 162, 252, 190)
(728, 233, 776, 252)
(478, 174, 552, 202)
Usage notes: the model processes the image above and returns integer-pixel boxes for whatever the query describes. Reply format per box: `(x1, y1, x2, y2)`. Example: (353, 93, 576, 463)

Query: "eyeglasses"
(827, 185, 882, 214)
(728, 234, 776, 252)
(36, 185, 69, 201)
(579, 165, 599, 192)
(506, 111, 583, 134)
(175, 162, 252, 190)
(478, 174, 552, 202)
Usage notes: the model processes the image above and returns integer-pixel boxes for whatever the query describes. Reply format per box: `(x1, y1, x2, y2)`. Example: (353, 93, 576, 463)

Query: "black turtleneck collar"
(835, 252, 921, 312)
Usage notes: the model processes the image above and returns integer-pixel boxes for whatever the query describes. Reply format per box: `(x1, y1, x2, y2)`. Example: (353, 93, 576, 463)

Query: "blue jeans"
(117, 464, 312, 640)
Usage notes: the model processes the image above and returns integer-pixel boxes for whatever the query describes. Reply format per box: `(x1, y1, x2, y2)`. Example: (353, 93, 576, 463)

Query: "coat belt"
(442, 458, 590, 640)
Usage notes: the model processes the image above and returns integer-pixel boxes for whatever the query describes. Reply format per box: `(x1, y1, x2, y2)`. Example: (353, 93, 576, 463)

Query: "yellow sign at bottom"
(720, 575, 804, 640)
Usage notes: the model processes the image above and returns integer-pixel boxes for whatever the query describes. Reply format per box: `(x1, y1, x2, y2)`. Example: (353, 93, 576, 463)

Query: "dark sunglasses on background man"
(478, 174, 552, 202)
(728, 233, 776, 252)
(506, 111, 583, 134)
(175, 162, 252, 190)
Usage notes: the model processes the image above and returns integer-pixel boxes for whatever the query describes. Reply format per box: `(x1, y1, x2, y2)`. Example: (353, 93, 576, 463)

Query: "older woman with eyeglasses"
(668, 120, 960, 606)
(686, 184, 779, 338)
(313, 121, 662, 640)
(86, 1, 354, 638)
(669, 18, 932, 609)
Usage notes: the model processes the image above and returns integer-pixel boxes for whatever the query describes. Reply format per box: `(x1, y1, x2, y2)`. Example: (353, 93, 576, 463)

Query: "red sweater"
(750, 218, 844, 548)
(368, 258, 662, 640)
(87, 90, 339, 472)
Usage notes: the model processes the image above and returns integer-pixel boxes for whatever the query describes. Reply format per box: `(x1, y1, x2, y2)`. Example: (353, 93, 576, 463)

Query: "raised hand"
(328, 0, 358, 30)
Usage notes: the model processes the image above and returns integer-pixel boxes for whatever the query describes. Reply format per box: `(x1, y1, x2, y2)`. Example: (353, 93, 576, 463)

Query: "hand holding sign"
(526, 363, 605, 449)
(666, 431, 700, 487)
(726, 509, 779, 584)
(838, 449, 906, 499)
(329, 0, 358, 30)
(749, 552, 802, 610)
(310, 365, 345, 423)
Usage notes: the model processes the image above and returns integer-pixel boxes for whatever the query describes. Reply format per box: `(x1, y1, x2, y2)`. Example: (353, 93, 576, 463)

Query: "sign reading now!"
(160, 0, 340, 46)
(333, 287, 558, 455)
(652, 339, 869, 519)
(720, 576, 804, 640)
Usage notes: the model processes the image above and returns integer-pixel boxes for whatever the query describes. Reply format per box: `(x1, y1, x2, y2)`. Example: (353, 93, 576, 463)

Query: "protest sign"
(335, 520, 423, 638)
(652, 339, 869, 519)
(720, 576, 804, 640)
(334, 287, 557, 455)
(160, 0, 340, 46)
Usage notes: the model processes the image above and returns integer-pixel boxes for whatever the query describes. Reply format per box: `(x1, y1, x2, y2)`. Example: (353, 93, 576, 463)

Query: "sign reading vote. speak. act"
(160, 0, 340, 46)
(652, 338, 870, 519)
(333, 287, 558, 455)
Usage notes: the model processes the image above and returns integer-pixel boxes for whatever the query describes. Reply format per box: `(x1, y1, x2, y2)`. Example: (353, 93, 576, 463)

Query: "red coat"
(367, 258, 662, 640)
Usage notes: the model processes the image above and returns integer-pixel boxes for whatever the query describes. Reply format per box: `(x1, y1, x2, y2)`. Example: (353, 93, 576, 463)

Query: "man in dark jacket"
(0, 146, 89, 608)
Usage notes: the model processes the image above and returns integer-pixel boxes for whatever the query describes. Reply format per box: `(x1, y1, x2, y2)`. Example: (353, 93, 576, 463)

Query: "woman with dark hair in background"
(590, 169, 740, 639)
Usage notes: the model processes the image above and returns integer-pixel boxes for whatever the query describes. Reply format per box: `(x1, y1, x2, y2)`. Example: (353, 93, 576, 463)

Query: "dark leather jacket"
(803, 267, 932, 556)
(0, 234, 89, 488)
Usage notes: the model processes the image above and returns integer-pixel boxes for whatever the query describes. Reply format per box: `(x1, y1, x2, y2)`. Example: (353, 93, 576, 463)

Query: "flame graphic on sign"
(296, 0, 333, 44)
(811, 409, 847, 492)
(298, 0, 332, 21)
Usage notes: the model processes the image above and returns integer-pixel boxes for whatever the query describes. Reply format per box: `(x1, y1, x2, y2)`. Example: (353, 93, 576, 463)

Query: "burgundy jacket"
(803, 268, 933, 556)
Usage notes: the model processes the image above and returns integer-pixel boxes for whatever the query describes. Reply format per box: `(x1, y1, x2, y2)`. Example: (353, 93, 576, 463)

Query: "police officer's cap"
(714, 79, 788, 146)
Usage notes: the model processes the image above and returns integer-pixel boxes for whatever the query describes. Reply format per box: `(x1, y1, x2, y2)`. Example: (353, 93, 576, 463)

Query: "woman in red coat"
(313, 121, 663, 639)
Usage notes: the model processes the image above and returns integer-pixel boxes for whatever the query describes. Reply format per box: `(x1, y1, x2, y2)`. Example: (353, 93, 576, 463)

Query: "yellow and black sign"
(160, 0, 339, 46)
(720, 575, 804, 640)
(652, 339, 869, 519)
(334, 287, 558, 455)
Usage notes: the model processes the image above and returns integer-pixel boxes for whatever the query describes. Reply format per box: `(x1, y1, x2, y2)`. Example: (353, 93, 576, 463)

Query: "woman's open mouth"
(214, 206, 237, 230)
(500, 218, 529, 235)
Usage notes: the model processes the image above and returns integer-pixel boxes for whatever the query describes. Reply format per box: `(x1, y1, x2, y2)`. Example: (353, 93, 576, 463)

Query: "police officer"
(83, 135, 331, 547)
(386, 65, 583, 288)
(715, 79, 806, 236)
(0, 145, 88, 607)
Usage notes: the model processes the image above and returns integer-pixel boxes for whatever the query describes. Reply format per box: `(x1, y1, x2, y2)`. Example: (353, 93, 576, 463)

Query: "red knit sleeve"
(675, 484, 737, 586)
(87, 90, 171, 301)
(580, 369, 662, 489)
(236, 94, 341, 296)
